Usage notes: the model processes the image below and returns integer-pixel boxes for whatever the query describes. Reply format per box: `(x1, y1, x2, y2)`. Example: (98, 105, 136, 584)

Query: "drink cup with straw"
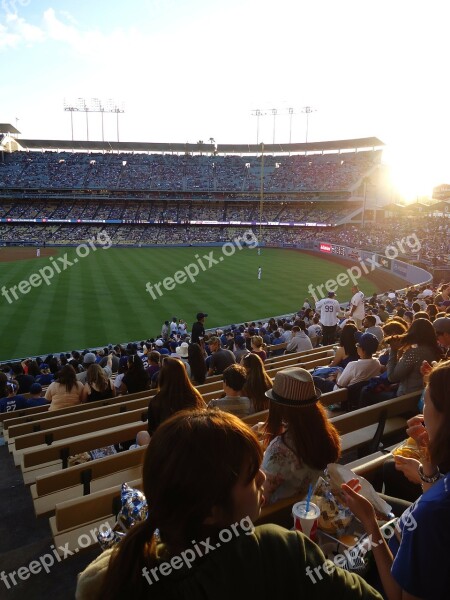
(292, 484, 320, 541)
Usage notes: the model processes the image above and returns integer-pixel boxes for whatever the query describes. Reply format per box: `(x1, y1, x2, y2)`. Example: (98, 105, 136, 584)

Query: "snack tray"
(318, 517, 397, 551)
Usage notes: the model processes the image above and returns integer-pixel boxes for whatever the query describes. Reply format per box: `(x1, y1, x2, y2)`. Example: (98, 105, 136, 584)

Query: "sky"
(1, 0, 449, 200)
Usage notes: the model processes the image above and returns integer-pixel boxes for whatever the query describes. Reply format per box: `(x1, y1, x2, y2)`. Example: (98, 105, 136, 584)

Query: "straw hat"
(265, 367, 321, 407)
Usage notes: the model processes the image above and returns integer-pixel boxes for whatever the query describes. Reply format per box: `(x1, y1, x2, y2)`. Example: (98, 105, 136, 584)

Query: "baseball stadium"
(1, 125, 449, 600)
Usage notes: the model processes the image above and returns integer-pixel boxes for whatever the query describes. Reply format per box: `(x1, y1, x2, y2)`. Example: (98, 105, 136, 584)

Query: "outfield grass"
(0, 246, 380, 361)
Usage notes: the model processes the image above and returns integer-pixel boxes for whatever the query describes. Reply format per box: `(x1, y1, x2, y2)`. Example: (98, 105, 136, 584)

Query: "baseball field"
(0, 244, 406, 361)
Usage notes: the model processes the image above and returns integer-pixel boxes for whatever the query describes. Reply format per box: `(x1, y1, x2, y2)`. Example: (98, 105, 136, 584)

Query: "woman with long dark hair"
(119, 354, 150, 395)
(329, 322, 359, 368)
(241, 353, 272, 413)
(147, 357, 205, 435)
(45, 364, 83, 411)
(81, 364, 115, 403)
(76, 409, 381, 600)
(385, 317, 442, 396)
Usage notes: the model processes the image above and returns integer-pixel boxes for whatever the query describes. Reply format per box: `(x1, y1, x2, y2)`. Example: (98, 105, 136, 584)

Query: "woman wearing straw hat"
(261, 367, 341, 505)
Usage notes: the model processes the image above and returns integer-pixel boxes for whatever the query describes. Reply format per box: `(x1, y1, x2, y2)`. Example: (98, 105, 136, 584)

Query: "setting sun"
(382, 145, 448, 204)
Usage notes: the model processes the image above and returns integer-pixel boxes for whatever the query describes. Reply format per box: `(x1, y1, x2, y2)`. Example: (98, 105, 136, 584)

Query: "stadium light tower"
(251, 109, 262, 145)
(63, 98, 125, 143)
(302, 106, 317, 144)
(271, 109, 278, 144)
(288, 107, 294, 145)
(105, 99, 125, 143)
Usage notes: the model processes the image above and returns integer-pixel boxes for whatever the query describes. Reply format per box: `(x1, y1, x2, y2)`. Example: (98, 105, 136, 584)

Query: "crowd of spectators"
(0, 149, 380, 192)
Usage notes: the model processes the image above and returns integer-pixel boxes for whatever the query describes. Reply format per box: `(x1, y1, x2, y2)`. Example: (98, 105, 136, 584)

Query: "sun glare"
(382, 146, 450, 204)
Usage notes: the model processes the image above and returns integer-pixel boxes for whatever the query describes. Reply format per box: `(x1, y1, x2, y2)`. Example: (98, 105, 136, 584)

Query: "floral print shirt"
(262, 432, 323, 504)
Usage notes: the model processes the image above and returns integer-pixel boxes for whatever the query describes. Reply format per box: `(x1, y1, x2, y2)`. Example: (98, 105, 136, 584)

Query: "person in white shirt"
(346, 285, 365, 329)
(334, 332, 381, 390)
(315, 291, 341, 345)
(169, 317, 178, 335)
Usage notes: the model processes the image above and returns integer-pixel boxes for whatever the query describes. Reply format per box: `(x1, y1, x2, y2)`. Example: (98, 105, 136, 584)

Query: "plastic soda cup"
(292, 501, 320, 541)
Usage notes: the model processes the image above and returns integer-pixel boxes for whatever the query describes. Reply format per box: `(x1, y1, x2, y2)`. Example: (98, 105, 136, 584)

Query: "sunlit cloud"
(0, 11, 45, 48)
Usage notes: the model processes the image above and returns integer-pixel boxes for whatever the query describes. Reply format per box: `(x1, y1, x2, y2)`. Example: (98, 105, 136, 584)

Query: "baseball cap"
(39, 363, 49, 370)
(196, 312, 208, 320)
(154, 339, 164, 347)
(433, 317, 450, 335)
(30, 382, 43, 394)
(83, 352, 97, 364)
(159, 348, 170, 355)
(354, 332, 379, 355)
(328, 291, 336, 297)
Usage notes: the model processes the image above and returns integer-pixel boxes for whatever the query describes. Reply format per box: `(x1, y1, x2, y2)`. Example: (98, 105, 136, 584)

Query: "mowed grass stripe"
(0, 247, 381, 360)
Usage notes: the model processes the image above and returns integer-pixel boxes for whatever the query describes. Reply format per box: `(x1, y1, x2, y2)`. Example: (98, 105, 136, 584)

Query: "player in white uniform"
(257, 266, 262, 280)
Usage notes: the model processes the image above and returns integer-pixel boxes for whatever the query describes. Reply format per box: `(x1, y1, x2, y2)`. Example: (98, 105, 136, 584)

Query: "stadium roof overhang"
(12, 136, 384, 154)
(217, 137, 384, 154)
(0, 123, 20, 134)
(13, 139, 216, 153)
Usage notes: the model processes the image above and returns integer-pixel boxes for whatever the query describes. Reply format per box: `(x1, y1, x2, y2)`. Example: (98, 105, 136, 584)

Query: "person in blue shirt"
(26, 382, 49, 407)
(342, 359, 450, 600)
(35, 363, 54, 386)
(0, 380, 28, 413)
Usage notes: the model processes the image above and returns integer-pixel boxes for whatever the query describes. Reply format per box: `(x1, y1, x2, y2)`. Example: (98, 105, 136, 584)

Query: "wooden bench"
(265, 344, 335, 365)
(7, 396, 152, 442)
(334, 391, 420, 457)
(20, 421, 147, 484)
(2, 389, 153, 437)
(11, 407, 149, 462)
(31, 447, 146, 516)
(50, 477, 143, 554)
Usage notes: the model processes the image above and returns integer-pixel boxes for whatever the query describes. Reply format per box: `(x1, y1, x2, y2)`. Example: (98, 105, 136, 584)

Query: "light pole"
(251, 109, 262, 145)
(302, 106, 316, 144)
(288, 108, 294, 145)
(271, 108, 277, 144)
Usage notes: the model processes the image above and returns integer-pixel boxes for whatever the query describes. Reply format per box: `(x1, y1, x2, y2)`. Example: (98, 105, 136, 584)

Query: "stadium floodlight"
(302, 106, 317, 145)
(252, 107, 297, 146)
(63, 98, 125, 143)
(251, 109, 262, 145)
(271, 109, 278, 145)
(288, 108, 294, 145)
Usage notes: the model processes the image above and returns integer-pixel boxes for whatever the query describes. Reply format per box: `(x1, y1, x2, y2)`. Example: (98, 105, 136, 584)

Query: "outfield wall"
(311, 240, 432, 290)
